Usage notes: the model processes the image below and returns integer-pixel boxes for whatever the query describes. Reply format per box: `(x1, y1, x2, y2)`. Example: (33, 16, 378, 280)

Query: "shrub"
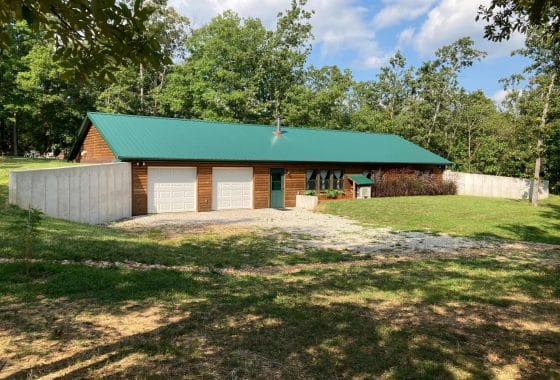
(325, 189, 344, 199)
(303, 190, 316, 196)
(373, 173, 456, 197)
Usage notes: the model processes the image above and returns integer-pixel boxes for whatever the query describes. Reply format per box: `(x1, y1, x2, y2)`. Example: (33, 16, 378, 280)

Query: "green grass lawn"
(319, 195, 560, 245)
(1, 157, 559, 378)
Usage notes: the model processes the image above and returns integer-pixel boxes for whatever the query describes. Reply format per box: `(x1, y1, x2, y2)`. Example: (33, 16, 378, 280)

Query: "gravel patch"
(112, 208, 495, 253)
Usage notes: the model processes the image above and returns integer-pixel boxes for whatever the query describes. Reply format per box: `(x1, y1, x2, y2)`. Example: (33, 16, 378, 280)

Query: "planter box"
(296, 194, 319, 210)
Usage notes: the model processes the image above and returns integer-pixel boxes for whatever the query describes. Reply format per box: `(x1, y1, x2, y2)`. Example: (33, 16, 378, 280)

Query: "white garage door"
(212, 168, 253, 210)
(148, 167, 197, 213)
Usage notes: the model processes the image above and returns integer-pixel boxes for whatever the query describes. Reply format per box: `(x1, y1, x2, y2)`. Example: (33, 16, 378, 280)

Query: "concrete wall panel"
(8, 162, 131, 224)
(444, 171, 549, 200)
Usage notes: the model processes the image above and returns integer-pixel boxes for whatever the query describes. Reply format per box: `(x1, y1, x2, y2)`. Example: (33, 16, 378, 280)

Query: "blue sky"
(169, 0, 529, 103)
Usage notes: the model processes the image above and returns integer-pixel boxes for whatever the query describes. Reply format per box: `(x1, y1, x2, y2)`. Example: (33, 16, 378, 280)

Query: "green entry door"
(270, 168, 285, 208)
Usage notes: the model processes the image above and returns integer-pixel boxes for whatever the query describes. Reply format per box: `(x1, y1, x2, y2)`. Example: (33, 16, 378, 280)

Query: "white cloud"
(168, 0, 285, 28)
(372, 0, 436, 29)
(168, 0, 385, 69)
(408, 0, 525, 58)
(491, 89, 511, 104)
(308, 0, 384, 68)
(491, 89, 506, 102)
(397, 27, 415, 47)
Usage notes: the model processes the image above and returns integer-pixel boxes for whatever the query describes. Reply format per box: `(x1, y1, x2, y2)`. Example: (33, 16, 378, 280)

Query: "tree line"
(0, 0, 558, 194)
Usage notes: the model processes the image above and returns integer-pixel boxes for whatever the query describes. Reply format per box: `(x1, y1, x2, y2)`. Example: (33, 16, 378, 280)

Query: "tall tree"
(258, 0, 313, 123)
(283, 65, 352, 129)
(0, 20, 36, 154)
(16, 44, 96, 154)
(158, 1, 312, 124)
(413, 37, 486, 153)
(507, 27, 560, 205)
(96, 2, 190, 115)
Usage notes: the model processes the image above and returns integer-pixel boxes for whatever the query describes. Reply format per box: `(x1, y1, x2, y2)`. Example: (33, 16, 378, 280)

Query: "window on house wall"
(319, 169, 331, 190)
(333, 169, 344, 190)
(306, 169, 317, 190)
(307, 169, 345, 191)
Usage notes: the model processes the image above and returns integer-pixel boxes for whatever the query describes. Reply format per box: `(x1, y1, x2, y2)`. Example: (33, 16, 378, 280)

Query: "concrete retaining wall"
(443, 170, 549, 200)
(9, 162, 131, 224)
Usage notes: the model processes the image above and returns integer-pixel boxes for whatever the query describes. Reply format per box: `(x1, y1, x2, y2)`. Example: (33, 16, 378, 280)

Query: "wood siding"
(131, 161, 306, 215)
(131, 161, 444, 215)
(132, 165, 148, 215)
(76, 125, 115, 163)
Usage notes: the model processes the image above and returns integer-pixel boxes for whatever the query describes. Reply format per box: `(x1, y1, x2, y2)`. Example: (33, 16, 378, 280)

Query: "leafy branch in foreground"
(0, 0, 170, 82)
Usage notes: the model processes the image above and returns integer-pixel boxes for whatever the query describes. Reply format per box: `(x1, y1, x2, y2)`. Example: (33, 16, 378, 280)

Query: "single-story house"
(68, 112, 451, 215)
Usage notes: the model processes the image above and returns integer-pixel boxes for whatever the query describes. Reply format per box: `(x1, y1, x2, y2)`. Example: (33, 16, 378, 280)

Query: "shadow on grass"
(1, 205, 360, 268)
(471, 221, 560, 246)
(1, 254, 559, 378)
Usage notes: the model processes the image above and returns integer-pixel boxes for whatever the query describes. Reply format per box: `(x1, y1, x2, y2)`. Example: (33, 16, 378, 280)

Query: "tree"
(452, 91, 499, 172)
(258, 0, 313, 123)
(283, 65, 353, 129)
(376, 51, 414, 123)
(96, 2, 190, 115)
(16, 44, 96, 154)
(0, 20, 37, 154)
(1, 0, 171, 81)
(158, 1, 312, 124)
(173, 11, 270, 121)
(477, 0, 560, 44)
(505, 27, 560, 205)
(412, 37, 486, 155)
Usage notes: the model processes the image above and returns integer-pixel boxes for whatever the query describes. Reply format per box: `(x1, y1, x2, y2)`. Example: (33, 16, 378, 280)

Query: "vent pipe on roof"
(273, 115, 282, 136)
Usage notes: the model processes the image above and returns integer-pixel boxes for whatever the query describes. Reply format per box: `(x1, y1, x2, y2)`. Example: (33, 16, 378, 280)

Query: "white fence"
(443, 170, 549, 200)
(9, 163, 131, 224)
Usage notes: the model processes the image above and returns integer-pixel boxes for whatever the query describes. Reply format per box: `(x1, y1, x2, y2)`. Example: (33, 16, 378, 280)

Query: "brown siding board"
(284, 165, 305, 207)
(77, 125, 115, 163)
(131, 165, 147, 215)
(253, 166, 270, 209)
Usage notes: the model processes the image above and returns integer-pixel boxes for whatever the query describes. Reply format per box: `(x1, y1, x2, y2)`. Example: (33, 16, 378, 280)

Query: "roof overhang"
(348, 174, 374, 185)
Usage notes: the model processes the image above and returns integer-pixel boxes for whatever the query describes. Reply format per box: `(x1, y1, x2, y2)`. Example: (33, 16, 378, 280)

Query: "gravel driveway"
(113, 208, 493, 253)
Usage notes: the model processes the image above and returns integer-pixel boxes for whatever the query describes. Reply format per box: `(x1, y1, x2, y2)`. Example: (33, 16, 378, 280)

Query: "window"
(320, 170, 331, 190)
(271, 171, 282, 190)
(333, 169, 344, 190)
(306, 169, 317, 190)
(307, 169, 344, 191)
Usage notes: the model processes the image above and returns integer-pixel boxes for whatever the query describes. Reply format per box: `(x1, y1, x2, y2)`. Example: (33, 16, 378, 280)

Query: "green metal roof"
(348, 174, 374, 185)
(69, 112, 451, 165)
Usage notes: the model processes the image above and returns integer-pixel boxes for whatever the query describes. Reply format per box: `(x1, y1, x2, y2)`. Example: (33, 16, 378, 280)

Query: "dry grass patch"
(0, 248, 558, 378)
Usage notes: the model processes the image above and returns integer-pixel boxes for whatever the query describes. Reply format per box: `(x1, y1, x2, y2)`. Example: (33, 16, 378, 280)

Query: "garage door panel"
(212, 168, 253, 210)
(148, 167, 197, 213)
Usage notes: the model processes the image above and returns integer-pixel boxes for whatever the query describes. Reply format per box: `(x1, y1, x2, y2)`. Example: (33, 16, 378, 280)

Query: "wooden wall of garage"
(131, 161, 307, 215)
(130, 161, 444, 216)
(76, 125, 116, 163)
